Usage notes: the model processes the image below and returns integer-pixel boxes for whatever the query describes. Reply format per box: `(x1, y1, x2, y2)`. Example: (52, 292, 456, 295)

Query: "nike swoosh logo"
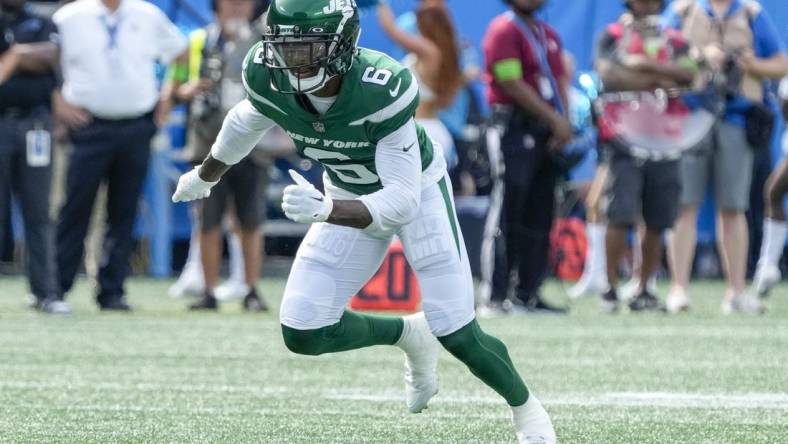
(310, 196, 324, 202)
(389, 79, 402, 97)
(403, 142, 416, 152)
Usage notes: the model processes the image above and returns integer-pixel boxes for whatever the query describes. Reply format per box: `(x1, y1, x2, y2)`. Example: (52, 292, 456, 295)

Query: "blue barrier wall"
(152, 0, 787, 70)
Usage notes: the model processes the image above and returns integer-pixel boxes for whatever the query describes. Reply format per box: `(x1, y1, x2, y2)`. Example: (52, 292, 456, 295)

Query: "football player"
(172, 0, 555, 442)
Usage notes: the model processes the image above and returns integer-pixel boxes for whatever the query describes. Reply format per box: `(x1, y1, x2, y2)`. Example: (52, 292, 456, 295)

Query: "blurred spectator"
(383, 0, 482, 166)
(593, 0, 696, 313)
(664, 0, 787, 314)
(167, 0, 271, 311)
(0, 0, 63, 313)
(565, 52, 610, 302)
(751, 75, 788, 297)
(53, 0, 187, 311)
(478, 0, 572, 315)
(376, 1, 468, 171)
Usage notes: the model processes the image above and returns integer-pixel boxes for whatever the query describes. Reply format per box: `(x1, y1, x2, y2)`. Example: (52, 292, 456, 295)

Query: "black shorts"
(199, 158, 269, 231)
(603, 149, 681, 231)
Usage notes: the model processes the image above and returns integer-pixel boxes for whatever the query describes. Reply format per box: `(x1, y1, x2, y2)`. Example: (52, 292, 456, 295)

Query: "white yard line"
(3, 378, 787, 411)
(550, 392, 788, 410)
(0, 380, 291, 395)
(4, 403, 502, 421)
(323, 389, 788, 410)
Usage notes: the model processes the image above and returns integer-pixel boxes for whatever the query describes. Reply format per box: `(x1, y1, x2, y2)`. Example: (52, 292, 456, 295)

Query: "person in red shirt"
(479, 0, 572, 316)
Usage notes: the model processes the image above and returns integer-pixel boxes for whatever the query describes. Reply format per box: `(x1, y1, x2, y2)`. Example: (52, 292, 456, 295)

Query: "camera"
(191, 48, 224, 121)
(720, 53, 744, 99)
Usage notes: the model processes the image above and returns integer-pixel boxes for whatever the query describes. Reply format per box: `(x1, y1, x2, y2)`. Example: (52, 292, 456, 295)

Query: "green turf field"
(1, 276, 787, 443)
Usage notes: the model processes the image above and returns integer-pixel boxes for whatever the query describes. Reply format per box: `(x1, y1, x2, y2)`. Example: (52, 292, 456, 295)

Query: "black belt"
(90, 110, 155, 125)
(0, 106, 47, 119)
(491, 104, 551, 136)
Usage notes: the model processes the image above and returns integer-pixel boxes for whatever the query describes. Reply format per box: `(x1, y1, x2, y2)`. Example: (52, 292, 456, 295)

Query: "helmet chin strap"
(286, 68, 334, 94)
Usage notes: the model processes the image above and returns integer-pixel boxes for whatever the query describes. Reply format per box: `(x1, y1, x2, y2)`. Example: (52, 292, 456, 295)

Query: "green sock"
(438, 319, 529, 406)
(281, 310, 404, 356)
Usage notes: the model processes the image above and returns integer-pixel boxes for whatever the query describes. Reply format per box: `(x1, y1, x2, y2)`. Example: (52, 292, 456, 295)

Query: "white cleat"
(665, 287, 690, 314)
(395, 312, 440, 413)
(567, 275, 608, 300)
(214, 281, 250, 301)
(512, 396, 557, 444)
(752, 262, 781, 297)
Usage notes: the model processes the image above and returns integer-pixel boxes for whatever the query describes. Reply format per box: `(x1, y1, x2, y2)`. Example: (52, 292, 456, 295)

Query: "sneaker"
(395, 312, 440, 413)
(723, 291, 765, 315)
(511, 396, 557, 444)
(512, 298, 568, 315)
(33, 298, 73, 315)
(215, 280, 250, 301)
(567, 275, 608, 300)
(665, 287, 690, 314)
(98, 298, 132, 312)
(477, 301, 509, 318)
(752, 261, 781, 298)
(628, 290, 664, 312)
(619, 277, 658, 302)
(599, 288, 619, 314)
(168, 270, 205, 299)
(189, 292, 218, 311)
(242, 288, 269, 312)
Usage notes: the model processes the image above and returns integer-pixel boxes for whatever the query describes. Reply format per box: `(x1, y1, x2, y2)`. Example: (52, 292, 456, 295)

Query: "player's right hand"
(172, 167, 219, 202)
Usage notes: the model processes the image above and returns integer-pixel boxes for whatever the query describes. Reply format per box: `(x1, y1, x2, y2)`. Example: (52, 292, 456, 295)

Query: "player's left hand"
(282, 169, 333, 224)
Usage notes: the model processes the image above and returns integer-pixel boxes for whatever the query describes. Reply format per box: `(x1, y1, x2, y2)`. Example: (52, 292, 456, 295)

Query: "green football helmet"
(263, 0, 361, 94)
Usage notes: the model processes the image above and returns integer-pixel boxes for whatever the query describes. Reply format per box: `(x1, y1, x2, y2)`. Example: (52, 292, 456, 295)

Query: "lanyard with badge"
(26, 122, 51, 168)
(100, 13, 124, 76)
(509, 12, 565, 116)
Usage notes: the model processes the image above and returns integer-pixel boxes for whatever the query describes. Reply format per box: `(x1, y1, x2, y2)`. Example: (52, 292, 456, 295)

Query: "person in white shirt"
(53, 0, 187, 311)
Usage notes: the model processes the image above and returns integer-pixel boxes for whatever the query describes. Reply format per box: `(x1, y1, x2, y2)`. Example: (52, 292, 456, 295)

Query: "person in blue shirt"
(663, 0, 787, 315)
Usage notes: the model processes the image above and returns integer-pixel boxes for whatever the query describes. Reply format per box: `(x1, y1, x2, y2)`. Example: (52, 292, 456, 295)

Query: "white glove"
(282, 169, 333, 224)
(172, 167, 219, 202)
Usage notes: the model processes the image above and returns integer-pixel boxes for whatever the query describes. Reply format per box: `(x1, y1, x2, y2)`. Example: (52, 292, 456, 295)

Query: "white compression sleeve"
(210, 99, 276, 165)
(358, 119, 423, 236)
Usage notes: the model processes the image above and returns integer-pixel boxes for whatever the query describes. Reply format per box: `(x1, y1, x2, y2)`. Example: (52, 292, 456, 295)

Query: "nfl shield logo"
(312, 122, 326, 133)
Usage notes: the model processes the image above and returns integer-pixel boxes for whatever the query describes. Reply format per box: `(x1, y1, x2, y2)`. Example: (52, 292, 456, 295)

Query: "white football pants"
(280, 175, 475, 337)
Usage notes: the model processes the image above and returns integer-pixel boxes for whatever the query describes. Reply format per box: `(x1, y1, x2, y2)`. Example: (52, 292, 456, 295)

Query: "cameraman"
(594, 0, 696, 313)
(0, 0, 64, 313)
(664, 0, 787, 314)
(167, 0, 270, 311)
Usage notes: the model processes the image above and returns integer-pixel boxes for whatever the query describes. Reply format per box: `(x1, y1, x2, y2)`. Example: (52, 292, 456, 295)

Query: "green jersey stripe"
(349, 79, 418, 126)
(242, 67, 289, 115)
(438, 177, 461, 257)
